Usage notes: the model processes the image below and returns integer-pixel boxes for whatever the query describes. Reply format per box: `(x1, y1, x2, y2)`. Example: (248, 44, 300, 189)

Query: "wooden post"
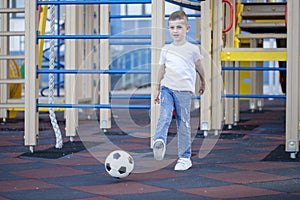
(194, 9, 200, 110)
(24, 0, 39, 147)
(249, 39, 264, 111)
(0, 0, 9, 120)
(92, 5, 100, 109)
(224, 0, 236, 129)
(99, 4, 111, 130)
(65, 5, 81, 137)
(150, 0, 165, 146)
(286, 0, 300, 157)
(211, 0, 224, 131)
(200, 0, 212, 134)
(249, 39, 258, 111)
(76, 6, 85, 103)
(84, 5, 95, 118)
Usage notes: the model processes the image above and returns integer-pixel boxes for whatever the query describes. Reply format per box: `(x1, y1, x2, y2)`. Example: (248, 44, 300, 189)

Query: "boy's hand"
(154, 89, 160, 104)
(199, 82, 205, 95)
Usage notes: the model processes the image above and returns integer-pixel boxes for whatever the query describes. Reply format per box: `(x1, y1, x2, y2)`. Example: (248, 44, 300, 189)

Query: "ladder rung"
(0, 55, 25, 60)
(0, 103, 24, 108)
(241, 12, 285, 20)
(239, 22, 286, 29)
(238, 33, 287, 39)
(242, 2, 286, 17)
(221, 48, 286, 61)
(0, 8, 25, 13)
(239, 22, 286, 33)
(0, 31, 25, 36)
(0, 79, 24, 84)
(222, 48, 286, 52)
(7, 99, 24, 104)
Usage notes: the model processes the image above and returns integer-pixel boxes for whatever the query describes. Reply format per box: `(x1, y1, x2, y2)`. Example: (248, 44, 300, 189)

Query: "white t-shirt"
(159, 42, 203, 93)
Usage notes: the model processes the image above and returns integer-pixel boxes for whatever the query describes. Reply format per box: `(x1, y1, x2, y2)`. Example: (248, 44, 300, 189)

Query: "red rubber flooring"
(0, 99, 299, 200)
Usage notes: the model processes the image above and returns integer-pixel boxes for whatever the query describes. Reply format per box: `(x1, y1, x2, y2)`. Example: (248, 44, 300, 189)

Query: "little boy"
(153, 10, 206, 170)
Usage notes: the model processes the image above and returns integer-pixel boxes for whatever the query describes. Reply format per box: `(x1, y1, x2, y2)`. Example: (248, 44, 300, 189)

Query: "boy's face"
(168, 19, 190, 44)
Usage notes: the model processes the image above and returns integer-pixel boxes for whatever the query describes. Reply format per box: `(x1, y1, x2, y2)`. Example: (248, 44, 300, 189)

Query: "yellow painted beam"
(221, 49, 286, 61)
(8, 108, 65, 112)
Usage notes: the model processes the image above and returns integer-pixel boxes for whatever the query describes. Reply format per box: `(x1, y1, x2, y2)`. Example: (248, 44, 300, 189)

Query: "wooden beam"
(24, 0, 39, 146)
(286, 0, 300, 155)
(221, 48, 286, 61)
(150, 0, 165, 147)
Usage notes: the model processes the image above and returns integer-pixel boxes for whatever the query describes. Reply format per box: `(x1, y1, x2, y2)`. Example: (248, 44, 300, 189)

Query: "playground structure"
(0, 0, 299, 158)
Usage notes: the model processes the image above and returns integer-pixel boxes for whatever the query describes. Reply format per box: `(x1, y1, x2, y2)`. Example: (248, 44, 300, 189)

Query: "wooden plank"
(239, 22, 286, 33)
(0, 8, 25, 13)
(24, 0, 39, 146)
(0, 79, 24, 84)
(220, 48, 286, 61)
(0, 55, 25, 60)
(286, 0, 300, 154)
(99, 4, 111, 130)
(224, 0, 236, 128)
(65, 5, 80, 137)
(0, 0, 9, 120)
(200, 0, 212, 132)
(0, 31, 25, 36)
(0, 103, 24, 108)
(239, 22, 285, 29)
(151, 0, 165, 147)
(211, 0, 223, 130)
(237, 33, 286, 39)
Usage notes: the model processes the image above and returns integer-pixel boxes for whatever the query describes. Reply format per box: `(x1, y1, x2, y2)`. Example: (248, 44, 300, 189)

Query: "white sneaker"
(153, 139, 166, 160)
(174, 158, 192, 170)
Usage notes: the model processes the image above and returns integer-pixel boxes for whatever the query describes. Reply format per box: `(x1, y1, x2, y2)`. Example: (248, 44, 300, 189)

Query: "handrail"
(222, 0, 234, 33)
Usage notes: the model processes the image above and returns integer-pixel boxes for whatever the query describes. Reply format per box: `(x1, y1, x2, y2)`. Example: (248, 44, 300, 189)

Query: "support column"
(99, 5, 111, 130)
(150, 0, 165, 146)
(224, 0, 236, 129)
(211, 0, 224, 131)
(234, 1, 244, 124)
(194, 10, 200, 110)
(249, 39, 258, 111)
(76, 7, 84, 106)
(24, 0, 39, 147)
(92, 5, 100, 108)
(200, 0, 212, 134)
(0, 0, 9, 120)
(65, 5, 80, 137)
(84, 5, 95, 118)
(286, 0, 300, 156)
(249, 39, 263, 111)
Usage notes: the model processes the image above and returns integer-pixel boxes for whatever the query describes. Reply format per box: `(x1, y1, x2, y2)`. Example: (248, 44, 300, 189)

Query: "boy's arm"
(195, 60, 206, 95)
(154, 64, 166, 104)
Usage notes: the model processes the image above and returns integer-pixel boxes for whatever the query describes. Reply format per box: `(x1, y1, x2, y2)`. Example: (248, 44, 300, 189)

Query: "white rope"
(49, 4, 63, 149)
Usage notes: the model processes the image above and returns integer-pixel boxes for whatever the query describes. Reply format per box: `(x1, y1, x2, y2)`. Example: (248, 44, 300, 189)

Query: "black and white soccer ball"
(105, 150, 134, 178)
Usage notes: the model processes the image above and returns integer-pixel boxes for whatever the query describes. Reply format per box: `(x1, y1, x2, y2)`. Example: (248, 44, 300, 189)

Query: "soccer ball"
(105, 150, 134, 178)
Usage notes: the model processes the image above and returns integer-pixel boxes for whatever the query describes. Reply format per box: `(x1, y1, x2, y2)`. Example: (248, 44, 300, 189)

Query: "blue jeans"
(154, 86, 192, 158)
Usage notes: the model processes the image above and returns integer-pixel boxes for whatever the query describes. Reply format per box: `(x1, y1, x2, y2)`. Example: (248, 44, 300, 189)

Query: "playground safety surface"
(1, 99, 300, 200)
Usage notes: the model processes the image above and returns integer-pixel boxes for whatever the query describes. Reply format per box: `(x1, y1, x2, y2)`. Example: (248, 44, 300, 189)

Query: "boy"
(153, 10, 206, 170)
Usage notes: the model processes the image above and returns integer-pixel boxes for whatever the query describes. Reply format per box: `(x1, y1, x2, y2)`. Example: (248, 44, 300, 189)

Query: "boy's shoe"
(153, 139, 166, 160)
(174, 158, 192, 170)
